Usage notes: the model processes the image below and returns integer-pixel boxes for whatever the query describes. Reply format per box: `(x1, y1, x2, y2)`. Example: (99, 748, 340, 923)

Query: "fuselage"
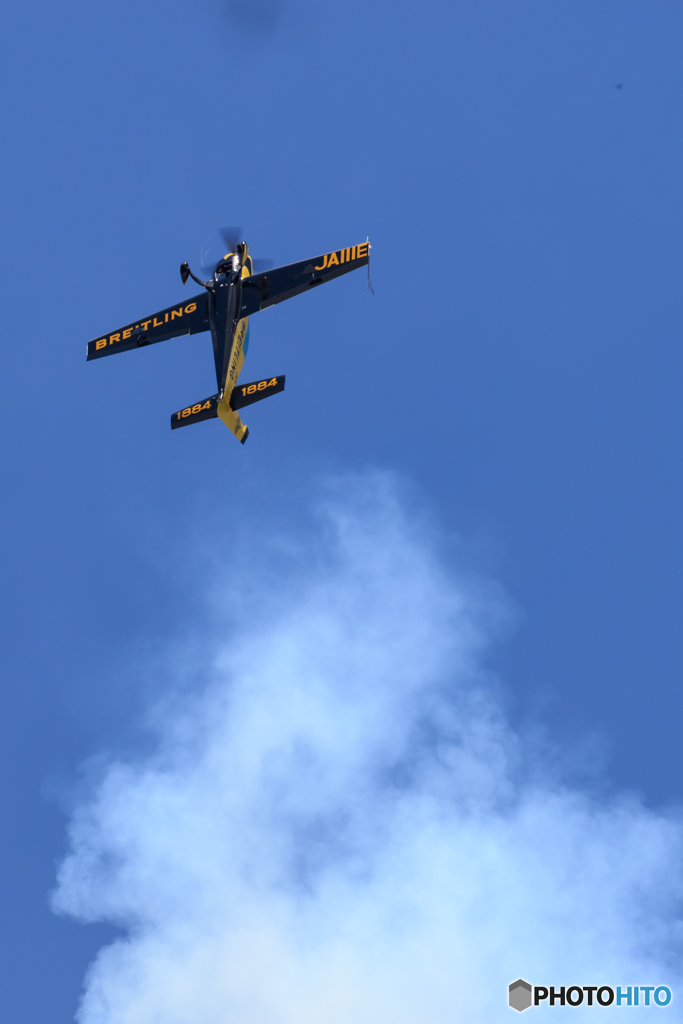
(206, 245, 253, 442)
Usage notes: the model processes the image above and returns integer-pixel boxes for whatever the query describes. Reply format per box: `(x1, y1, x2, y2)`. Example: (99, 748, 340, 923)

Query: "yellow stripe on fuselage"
(217, 253, 251, 442)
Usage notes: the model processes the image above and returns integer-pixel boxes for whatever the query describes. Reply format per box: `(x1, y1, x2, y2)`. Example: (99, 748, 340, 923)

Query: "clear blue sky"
(2, 1, 683, 1020)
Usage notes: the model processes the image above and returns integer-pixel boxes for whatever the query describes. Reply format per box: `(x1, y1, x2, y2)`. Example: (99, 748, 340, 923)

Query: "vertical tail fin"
(217, 400, 249, 444)
(170, 394, 248, 443)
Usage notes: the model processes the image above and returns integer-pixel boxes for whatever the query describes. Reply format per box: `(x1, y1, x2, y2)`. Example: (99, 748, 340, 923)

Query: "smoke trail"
(53, 475, 683, 1022)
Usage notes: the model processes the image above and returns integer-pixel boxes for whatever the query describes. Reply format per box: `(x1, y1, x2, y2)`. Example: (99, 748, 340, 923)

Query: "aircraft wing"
(239, 241, 370, 317)
(86, 293, 209, 361)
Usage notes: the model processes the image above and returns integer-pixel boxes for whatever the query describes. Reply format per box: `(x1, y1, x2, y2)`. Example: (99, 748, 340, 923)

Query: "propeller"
(252, 257, 275, 273)
(218, 225, 242, 254)
(198, 227, 274, 278)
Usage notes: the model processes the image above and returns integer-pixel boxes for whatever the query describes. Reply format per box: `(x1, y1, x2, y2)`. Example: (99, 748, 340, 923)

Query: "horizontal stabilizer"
(230, 375, 285, 410)
(171, 395, 219, 429)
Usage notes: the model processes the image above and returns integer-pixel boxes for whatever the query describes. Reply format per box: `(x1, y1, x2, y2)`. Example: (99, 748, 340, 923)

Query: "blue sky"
(2, 1, 683, 1020)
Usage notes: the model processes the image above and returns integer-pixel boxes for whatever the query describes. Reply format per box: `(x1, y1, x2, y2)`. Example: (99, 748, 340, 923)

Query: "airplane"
(86, 237, 372, 444)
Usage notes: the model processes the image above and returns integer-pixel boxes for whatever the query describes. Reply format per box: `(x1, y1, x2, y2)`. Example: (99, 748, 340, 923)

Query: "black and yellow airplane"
(86, 238, 371, 444)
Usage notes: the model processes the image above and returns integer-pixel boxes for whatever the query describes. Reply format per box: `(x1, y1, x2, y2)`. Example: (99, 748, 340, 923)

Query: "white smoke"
(53, 475, 683, 1022)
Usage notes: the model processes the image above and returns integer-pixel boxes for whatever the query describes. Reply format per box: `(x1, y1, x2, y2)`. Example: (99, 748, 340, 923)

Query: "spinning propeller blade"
(252, 258, 274, 273)
(199, 227, 274, 278)
(218, 226, 243, 254)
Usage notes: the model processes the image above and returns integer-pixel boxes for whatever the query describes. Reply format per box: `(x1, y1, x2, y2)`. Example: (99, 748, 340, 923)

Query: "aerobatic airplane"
(86, 236, 371, 444)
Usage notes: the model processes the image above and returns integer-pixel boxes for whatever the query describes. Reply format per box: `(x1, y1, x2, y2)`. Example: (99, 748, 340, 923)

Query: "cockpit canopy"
(213, 246, 253, 278)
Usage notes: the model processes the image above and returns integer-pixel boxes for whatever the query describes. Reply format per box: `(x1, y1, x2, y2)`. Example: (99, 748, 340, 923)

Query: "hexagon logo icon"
(509, 979, 532, 1012)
